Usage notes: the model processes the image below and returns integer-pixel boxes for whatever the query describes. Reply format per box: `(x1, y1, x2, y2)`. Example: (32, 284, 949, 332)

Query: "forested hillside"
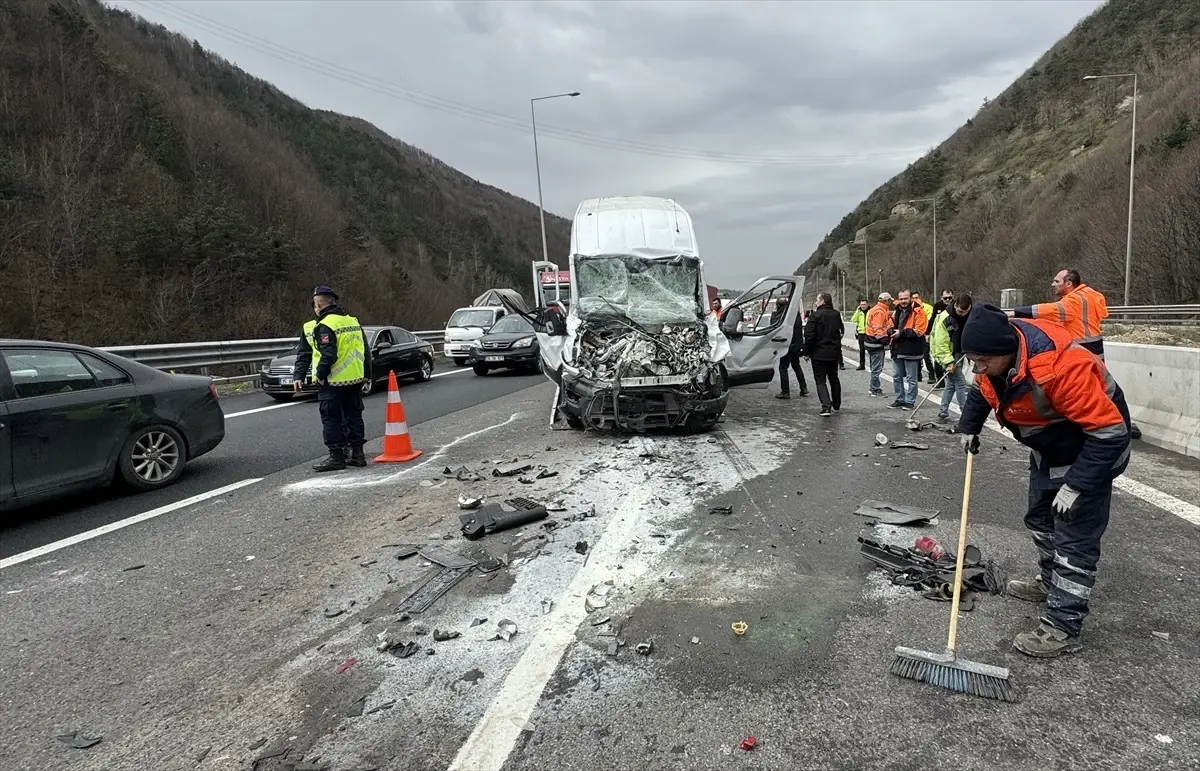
(0, 0, 569, 346)
(802, 0, 1200, 307)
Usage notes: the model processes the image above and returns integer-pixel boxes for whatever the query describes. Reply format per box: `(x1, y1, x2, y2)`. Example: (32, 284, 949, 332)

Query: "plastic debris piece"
(493, 461, 533, 477)
(57, 731, 103, 749)
(709, 505, 733, 516)
(691, 636, 700, 645)
(395, 566, 473, 615)
(907, 471, 931, 481)
(433, 629, 461, 642)
(541, 599, 554, 615)
(458, 495, 483, 510)
(366, 700, 397, 715)
(635, 640, 653, 655)
(470, 617, 488, 627)
(740, 736, 757, 751)
(417, 545, 477, 570)
(536, 469, 558, 479)
(889, 441, 930, 450)
(575, 541, 589, 555)
(731, 621, 748, 636)
(585, 581, 615, 612)
(387, 641, 421, 659)
(121, 564, 146, 572)
(492, 619, 519, 641)
(345, 696, 366, 717)
(419, 479, 448, 488)
(395, 544, 420, 560)
(874, 433, 888, 447)
(914, 536, 946, 560)
(1152, 631, 1170, 641)
(855, 500, 939, 525)
(1155, 734, 1173, 744)
(460, 501, 549, 540)
(336, 658, 357, 674)
(323, 606, 346, 619)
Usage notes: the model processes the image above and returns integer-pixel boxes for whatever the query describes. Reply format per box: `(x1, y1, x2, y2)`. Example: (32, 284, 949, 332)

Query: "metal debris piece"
(395, 544, 420, 560)
(470, 617, 488, 627)
(493, 461, 534, 477)
(1152, 631, 1171, 641)
(575, 540, 589, 555)
(874, 433, 889, 447)
(458, 495, 483, 510)
(121, 564, 145, 572)
(709, 505, 733, 516)
(889, 441, 930, 451)
(366, 700, 397, 715)
(417, 545, 477, 570)
(56, 731, 103, 749)
(635, 640, 653, 655)
(464, 547, 504, 574)
(854, 500, 940, 526)
(491, 619, 518, 641)
(536, 469, 559, 479)
(585, 581, 615, 612)
(387, 641, 420, 658)
(547, 501, 568, 512)
(395, 567, 473, 615)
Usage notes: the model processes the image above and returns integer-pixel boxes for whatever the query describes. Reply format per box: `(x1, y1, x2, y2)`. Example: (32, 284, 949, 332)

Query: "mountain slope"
(802, 0, 1200, 307)
(0, 0, 569, 346)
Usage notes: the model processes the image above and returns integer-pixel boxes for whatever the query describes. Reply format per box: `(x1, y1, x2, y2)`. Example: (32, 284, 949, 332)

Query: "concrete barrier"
(839, 327, 1199, 458)
(1104, 342, 1200, 459)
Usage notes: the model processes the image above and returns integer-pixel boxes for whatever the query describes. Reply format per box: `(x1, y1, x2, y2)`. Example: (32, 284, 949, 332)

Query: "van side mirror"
(721, 307, 744, 338)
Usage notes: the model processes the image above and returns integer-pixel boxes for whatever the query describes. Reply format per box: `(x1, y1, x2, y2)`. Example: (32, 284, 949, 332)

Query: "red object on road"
(914, 536, 945, 560)
(336, 657, 357, 674)
(739, 736, 757, 751)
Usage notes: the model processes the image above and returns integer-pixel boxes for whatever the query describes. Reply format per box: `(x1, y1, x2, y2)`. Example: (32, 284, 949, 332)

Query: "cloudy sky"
(110, 0, 1103, 289)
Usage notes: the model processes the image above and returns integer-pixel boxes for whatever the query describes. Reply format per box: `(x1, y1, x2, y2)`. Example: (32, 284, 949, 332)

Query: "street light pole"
(1084, 72, 1137, 305)
(531, 91, 581, 266)
(902, 197, 938, 297)
(863, 230, 869, 297)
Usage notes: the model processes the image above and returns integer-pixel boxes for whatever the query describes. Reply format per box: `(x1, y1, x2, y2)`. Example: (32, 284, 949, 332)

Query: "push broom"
(890, 451, 1016, 701)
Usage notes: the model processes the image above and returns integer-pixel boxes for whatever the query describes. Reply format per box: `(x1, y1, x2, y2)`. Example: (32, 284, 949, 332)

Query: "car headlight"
(513, 336, 535, 348)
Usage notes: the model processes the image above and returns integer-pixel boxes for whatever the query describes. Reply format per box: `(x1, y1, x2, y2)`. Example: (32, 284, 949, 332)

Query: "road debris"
(635, 640, 654, 655)
(889, 441, 930, 450)
(536, 469, 558, 479)
(709, 505, 734, 516)
(1156, 734, 1173, 744)
(366, 700, 397, 715)
(335, 658, 357, 674)
(731, 621, 748, 636)
(740, 736, 758, 751)
(858, 536, 1006, 606)
(56, 731, 103, 749)
(417, 544, 477, 570)
(1151, 631, 1170, 641)
(322, 606, 347, 619)
(394, 544, 420, 560)
(493, 460, 534, 477)
(460, 499, 548, 540)
(419, 479, 448, 488)
(874, 433, 889, 447)
(444, 465, 486, 482)
(395, 567, 473, 615)
(433, 629, 461, 641)
(491, 619, 519, 641)
(346, 696, 366, 717)
(585, 581, 615, 612)
(386, 641, 421, 659)
(465, 547, 504, 574)
(470, 618, 488, 627)
(541, 599, 554, 615)
(121, 564, 146, 572)
(586, 663, 602, 691)
(691, 636, 700, 645)
(575, 540, 589, 555)
(907, 471, 931, 481)
(458, 495, 483, 510)
(854, 500, 939, 526)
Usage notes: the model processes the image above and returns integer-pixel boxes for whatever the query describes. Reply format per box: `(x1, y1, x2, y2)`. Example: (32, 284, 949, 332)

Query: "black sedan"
(0, 340, 225, 510)
(466, 314, 541, 375)
(259, 325, 434, 400)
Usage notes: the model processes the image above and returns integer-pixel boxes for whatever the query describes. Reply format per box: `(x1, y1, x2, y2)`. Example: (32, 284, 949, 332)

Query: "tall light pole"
(1084, 72, 1137, 305)
(862, 229, 869, 297)
(531, 91, 581, 266)
(903, 197, 938, 297)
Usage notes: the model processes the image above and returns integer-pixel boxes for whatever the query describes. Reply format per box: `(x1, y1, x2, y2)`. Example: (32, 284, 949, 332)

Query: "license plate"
(279, 376, 293, 385)
(485, 356, 504, 363)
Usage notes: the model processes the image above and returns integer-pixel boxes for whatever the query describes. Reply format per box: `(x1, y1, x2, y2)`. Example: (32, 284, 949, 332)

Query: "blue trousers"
(892, 358, 919, 405)
(867, 348, 885, 394)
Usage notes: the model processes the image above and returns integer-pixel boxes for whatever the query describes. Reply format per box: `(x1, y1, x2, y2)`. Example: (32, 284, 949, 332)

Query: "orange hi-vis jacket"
(890, 303, 928, 359)
(863, 302, 894, 349)
(958, 318, 1130, 492)
(1013, 284, 1109, 356)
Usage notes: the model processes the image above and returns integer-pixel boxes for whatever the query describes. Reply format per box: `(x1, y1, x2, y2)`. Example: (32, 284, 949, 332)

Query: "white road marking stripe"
(224, 367, 474, 418)
(0, 478, 263, 570)
(842, 351, 1200, 524)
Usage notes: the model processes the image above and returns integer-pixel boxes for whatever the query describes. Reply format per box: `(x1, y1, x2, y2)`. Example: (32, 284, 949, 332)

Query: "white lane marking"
(0, 478, 263, 571)
(842, 351, 1200, 524)
(281, 412, 524, 493)
(224, 367, 474, 419)
(447, 479, 657, 771)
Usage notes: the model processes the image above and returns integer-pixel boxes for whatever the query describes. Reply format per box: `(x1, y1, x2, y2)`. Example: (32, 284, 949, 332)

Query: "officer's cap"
(313, 285, 339, 301)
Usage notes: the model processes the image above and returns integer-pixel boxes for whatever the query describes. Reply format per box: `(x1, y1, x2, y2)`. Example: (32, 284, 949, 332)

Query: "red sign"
(540, 271, 570, 284)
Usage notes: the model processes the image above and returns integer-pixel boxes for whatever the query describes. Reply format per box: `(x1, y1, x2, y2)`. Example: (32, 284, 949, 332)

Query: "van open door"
(720, 275, 804, 388)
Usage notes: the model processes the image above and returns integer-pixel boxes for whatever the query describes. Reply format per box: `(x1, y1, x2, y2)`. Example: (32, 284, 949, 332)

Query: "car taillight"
(209, 384, 219, 399)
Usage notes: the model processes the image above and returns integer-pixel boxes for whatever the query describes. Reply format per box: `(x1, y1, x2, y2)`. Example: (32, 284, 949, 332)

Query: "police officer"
(293, 286, 371, 472)
(956, 305, 1131, 658)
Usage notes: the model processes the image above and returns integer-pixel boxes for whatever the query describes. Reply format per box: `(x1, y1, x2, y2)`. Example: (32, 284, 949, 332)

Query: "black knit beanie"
(960, 304, 1018, 356)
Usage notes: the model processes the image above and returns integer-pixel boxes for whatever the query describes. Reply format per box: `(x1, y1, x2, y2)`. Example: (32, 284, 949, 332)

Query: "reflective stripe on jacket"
(1013, 284, 1108, 353)
(302, 320, 318, 382)
(929, 311, 954, 366)
(958, 318, 1130, 491)
(863, 303, 893, 348)
(319, 313, 367, 385)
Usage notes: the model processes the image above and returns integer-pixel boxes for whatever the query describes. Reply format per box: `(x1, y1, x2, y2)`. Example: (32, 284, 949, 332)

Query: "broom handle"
(946, 451, 975, 653)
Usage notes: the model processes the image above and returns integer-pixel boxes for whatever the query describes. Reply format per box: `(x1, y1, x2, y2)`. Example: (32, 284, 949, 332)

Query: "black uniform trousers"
(1024, 464, 1113, 637)
(811, 358, 842, 410)
(319, 383, 366, 451)
(778, 352, 807, 394)
(856, 333, 867, 368)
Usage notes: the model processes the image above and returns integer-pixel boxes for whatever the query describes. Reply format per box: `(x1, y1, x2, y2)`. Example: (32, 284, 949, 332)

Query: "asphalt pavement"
(0, 365, 544, 559)
(1, 363, 1197, 771)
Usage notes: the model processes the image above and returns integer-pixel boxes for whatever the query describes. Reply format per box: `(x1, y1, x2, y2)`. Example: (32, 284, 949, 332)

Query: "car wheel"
(414, 356, 433, 382)
(472, 364, 490, 376)
(119, 425, 186, 491)
(453, 357, 467, 367)
(361, 377, 375, 396)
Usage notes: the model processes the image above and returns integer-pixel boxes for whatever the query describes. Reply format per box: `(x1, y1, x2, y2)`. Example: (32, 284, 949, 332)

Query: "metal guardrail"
(101, 330, 447, 384)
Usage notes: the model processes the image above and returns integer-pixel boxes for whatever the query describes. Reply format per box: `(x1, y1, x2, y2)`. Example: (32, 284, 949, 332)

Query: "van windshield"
(575, 254, 702, 325)
(448, 309, 497, 328)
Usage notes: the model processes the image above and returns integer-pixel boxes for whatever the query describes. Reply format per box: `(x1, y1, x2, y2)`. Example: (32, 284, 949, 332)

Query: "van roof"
(570, 196, 698, 259)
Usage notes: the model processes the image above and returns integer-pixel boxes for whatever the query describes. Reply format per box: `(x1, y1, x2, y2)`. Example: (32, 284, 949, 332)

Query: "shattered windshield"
(575, 254, 702, 325)
(448, 309, 497, 328)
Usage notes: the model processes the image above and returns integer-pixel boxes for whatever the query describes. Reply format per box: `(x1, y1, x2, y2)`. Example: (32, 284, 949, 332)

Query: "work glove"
(961, 434, 980, 455)
(1052, 485, 1082, 519)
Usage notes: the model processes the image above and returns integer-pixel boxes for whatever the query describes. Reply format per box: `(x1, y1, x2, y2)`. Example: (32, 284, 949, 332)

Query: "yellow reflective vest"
(318, 313, 366, 385)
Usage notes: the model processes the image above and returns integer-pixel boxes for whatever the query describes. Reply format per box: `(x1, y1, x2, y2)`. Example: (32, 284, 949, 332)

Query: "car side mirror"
(375, 341, 393, 350)
(721, 307, 744, 338)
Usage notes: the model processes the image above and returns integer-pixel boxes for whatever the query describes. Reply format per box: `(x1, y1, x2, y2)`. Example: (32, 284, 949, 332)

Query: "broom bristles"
(890, 649, 1017, 703)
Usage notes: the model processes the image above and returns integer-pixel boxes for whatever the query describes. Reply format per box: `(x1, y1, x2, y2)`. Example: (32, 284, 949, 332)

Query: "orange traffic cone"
(374, 371, 423, 463)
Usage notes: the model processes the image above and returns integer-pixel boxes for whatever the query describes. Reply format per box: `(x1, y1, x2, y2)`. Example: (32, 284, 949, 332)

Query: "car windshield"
(575, 254, 702, 325)
(488, 315, 534, 334)
(448, 309, 497, 328)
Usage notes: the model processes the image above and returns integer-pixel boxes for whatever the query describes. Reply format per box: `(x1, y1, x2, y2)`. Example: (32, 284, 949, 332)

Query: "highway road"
(0, 365, 544, 559)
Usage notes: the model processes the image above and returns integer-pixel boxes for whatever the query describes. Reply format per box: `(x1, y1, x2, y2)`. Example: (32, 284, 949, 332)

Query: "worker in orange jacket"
(861, 292, 894, 397)
(957, 305, 1131, 658)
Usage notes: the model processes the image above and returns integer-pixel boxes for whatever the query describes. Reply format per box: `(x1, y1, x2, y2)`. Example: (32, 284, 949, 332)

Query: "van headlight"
(470, 340, 482, 349)
(513, 336, 534, 348)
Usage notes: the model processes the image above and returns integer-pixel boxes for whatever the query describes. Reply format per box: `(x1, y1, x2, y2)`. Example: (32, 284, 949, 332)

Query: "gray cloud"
(109, 0, 1103, 288)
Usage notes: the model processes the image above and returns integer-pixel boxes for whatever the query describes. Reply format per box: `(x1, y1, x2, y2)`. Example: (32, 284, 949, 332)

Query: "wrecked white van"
(536, 196, 803, 432)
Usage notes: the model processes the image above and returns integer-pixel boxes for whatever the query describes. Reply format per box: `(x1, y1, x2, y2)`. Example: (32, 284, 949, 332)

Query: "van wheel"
(472, 365, 489, 376)
(453, 357, 467, 366)
(119, 425, 186, 491)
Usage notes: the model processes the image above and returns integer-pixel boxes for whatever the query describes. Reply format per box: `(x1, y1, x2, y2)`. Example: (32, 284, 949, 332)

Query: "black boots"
(313, 448, 347, 472)
(348, 446, 367, 467)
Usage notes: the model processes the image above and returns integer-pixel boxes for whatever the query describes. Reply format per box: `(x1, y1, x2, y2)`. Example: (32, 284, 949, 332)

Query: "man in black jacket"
(776, 299, 808, 399)
(803, 293, 845, 417)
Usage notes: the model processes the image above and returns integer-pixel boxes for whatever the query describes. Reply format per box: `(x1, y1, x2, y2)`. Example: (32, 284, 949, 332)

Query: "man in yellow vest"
(850, 299, 870, 370)
(293, 286, 371, 472)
